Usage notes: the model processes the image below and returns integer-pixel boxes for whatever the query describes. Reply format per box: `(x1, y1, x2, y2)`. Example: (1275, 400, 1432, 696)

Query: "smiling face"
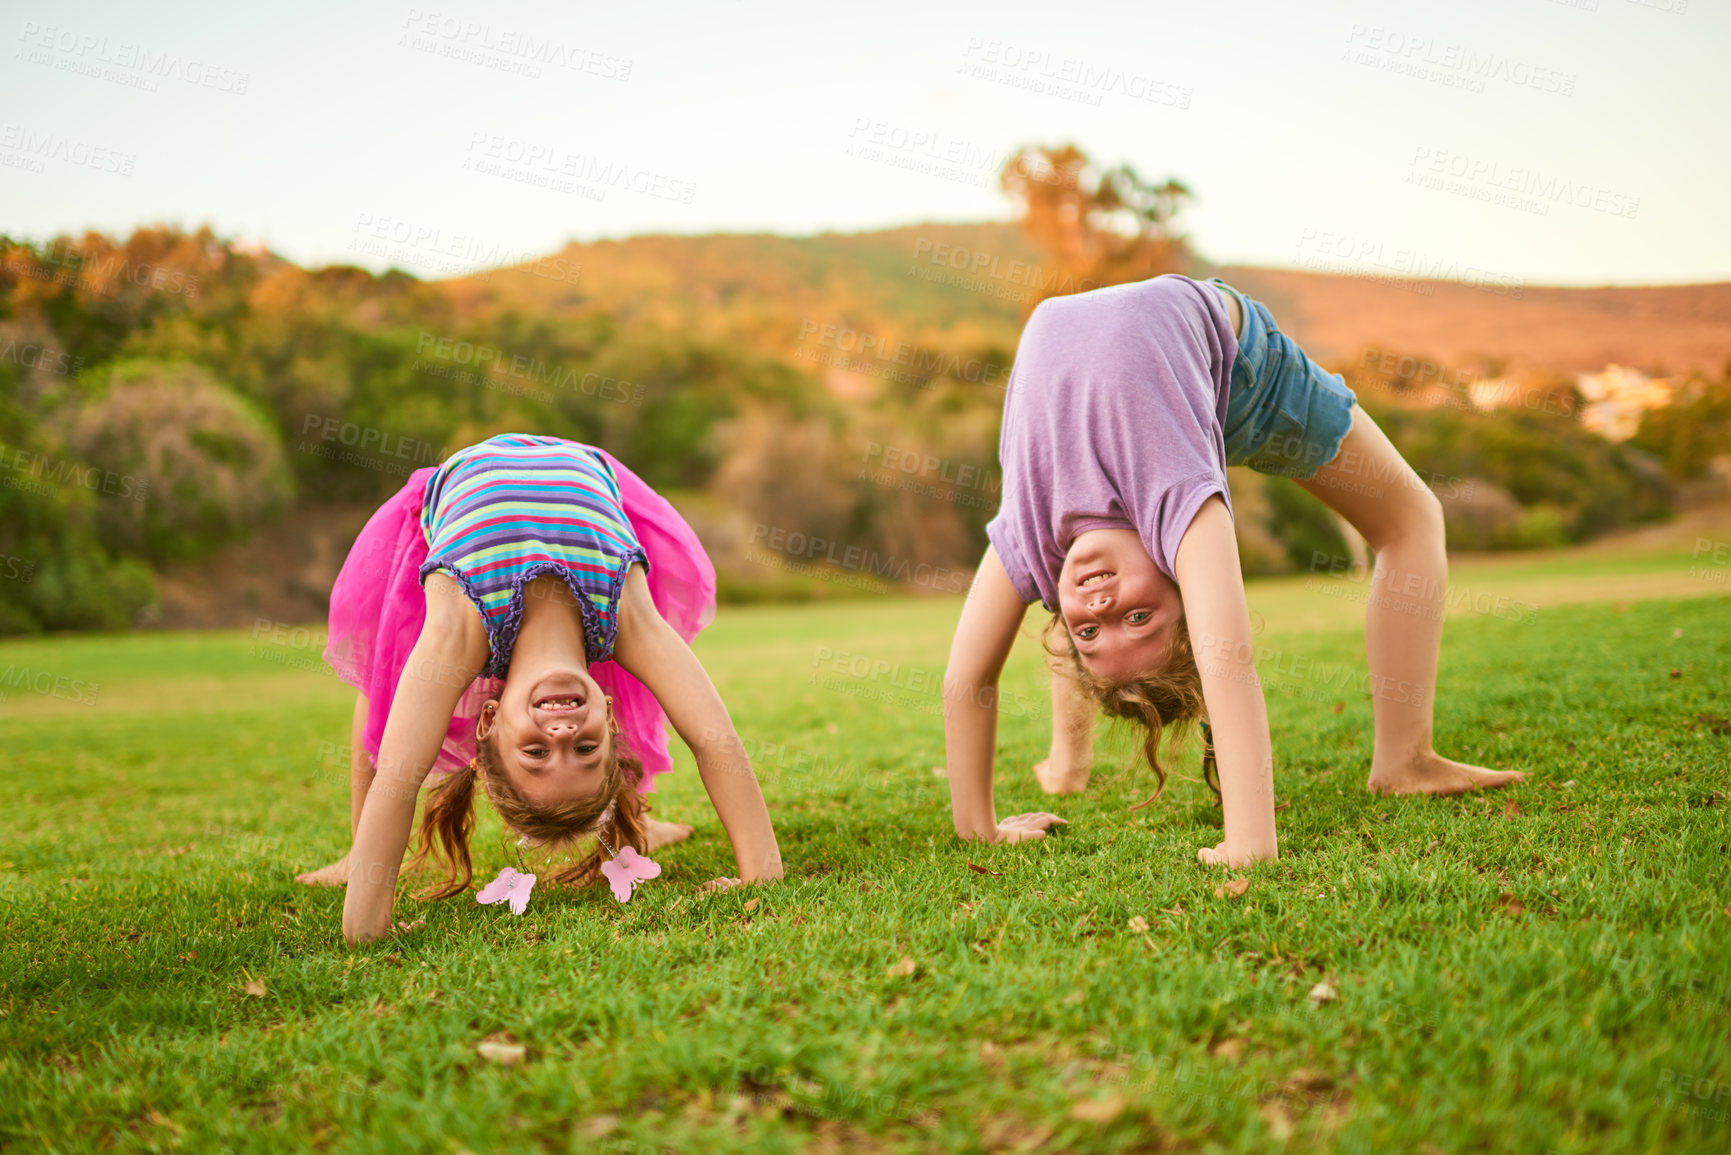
(476, 665, 614, 809)
(1056, 528, 1184, 685)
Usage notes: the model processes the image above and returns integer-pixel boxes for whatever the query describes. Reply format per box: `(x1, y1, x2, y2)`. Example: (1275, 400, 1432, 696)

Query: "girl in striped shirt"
(298, 434, 782, 943)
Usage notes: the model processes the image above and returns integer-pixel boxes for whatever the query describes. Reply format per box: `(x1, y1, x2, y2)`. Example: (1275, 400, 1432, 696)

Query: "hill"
(461, 221, 1731, 378)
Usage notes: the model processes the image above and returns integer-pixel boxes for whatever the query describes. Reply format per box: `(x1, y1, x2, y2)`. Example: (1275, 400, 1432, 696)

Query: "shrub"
(65, 359, 293, 562)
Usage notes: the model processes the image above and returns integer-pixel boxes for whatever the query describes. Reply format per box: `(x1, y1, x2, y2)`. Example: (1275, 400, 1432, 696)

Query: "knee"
(1367, 483, 1445, 555)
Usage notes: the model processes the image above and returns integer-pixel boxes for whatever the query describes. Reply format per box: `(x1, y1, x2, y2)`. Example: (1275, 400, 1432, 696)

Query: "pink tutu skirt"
(322, 450, 716, 792)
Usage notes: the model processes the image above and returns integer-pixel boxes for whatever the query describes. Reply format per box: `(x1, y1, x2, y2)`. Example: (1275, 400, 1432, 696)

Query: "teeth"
(1079, 572, 1114, 588)
(541, 697, 579, 708)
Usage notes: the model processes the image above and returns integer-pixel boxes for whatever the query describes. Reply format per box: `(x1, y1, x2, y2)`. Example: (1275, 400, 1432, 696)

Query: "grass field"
(1, 536, 1729, 1153)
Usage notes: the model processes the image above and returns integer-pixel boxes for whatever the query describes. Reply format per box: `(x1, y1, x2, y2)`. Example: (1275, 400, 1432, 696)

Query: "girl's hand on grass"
(294, 854, 350, 887)
(996, 812, 1067, 844)
(700, 876, 744, 895)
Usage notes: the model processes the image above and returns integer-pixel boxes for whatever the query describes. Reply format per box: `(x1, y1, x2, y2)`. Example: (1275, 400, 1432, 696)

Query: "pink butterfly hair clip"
(476, 866, 536, 915)
(594, 798, 660, 903)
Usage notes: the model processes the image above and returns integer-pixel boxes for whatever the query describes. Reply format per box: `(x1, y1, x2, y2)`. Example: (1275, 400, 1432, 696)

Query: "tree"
(999, 143, 1191, 313)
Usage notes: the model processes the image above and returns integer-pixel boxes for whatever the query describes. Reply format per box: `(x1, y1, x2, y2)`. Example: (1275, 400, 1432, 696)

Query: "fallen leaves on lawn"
(242, 979, 267, 998)
(1670, 668, 1682, 679)
(1503, 800, 1523, 820)
(1069, 1094, 1125, 1123)
(1126, 916, 1150, 933)
(476, 1032, 526, 1067)
(1309, 981, 1338, 1006)
(1215, 878, 1250, 900)
(968, 861, 1001, 876)
(1493, 893, 1526, 917)
(1332, 701, 1345, 714)
(886, 955, 917, 978)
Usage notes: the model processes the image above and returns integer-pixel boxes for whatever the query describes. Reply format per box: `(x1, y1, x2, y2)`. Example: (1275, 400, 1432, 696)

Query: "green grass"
(1, 542, 1729, 1153)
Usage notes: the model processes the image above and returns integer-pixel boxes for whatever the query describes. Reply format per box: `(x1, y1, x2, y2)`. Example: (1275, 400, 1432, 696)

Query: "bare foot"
(295, 854, 350, 887)
(645, 818, 694, 852)
(1034, 758, 1091, 795)
(1367, 751, 1525, 796)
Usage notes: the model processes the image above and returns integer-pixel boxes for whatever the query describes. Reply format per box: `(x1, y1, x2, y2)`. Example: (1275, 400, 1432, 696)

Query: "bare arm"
(613, 568, 782, 884)
(349, 692, 372, 838)
(1173, 495, 1279, 865)
(341, 575, 488, 943)
(942, 546, 1064, 843)
(1034, 658, 1096, 793)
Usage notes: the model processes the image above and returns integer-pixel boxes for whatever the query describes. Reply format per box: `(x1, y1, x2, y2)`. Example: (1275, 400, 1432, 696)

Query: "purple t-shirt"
(985, 274, 1237, 610)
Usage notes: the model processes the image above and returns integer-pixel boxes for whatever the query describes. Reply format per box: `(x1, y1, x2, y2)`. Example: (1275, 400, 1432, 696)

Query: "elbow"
(942, 667, 994, 706)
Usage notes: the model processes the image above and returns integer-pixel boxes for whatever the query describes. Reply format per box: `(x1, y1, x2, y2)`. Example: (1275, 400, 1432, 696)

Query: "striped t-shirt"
(418, 434, 648, 676)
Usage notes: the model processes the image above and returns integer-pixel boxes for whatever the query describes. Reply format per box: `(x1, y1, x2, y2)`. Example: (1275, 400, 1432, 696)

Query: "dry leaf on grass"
(1503, 800, 1523, 820)
(886, 955, 917, 978)
(1332, 702, 1345, 714)
(1210, 1037, 1247, 1061)
(1215, 878, 1250, 900)
(477, 1033, 526, 1067)
(242, 979, 267, 998)
(1069, 1094, 1126, 1123)
(1260, 1101, 1296, 1140)
(742, 898, 759, 913)
(1309, 981, 1338, 1006)
(145, 1109, 184, 1136)
(1494, 893, 1526, 917)
(967, 861, 1001, 876)
(577, 1114, 619, 1139)
(979, 1117, 1052, 1149)
(1126, 916, 1150, 933)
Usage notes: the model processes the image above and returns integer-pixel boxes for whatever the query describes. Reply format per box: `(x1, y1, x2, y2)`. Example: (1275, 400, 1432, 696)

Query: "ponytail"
(409, 759, 480, 900)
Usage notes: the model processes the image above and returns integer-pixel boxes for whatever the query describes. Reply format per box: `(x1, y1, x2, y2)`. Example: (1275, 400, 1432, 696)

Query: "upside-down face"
(1056, 528, 1185, 685)
(477, 665, 615, 808)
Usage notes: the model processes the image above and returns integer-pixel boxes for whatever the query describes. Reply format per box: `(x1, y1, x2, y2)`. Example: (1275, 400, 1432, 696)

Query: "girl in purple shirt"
(943, 274, 1521, 865)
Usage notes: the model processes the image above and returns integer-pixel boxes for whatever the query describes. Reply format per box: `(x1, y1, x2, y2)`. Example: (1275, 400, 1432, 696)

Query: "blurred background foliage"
(0, 145, 1722, 632)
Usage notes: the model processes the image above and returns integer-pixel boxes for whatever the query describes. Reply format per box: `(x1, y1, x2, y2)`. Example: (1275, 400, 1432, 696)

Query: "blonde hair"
(1041, 611, 1218, 804)
(408, 732, 648, 900)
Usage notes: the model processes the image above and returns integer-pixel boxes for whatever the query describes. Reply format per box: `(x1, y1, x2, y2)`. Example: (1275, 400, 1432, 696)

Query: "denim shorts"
(1208, 277, 1357, 479)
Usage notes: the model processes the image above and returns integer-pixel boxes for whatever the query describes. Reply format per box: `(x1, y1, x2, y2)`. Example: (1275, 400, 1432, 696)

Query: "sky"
(2, 0, 1725, 287)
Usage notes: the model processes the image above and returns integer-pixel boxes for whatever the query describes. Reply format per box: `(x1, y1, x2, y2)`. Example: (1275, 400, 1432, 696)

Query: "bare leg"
(1294, 407, 1523, 795)
(296, 692, 372, 886)
(645, 818, 694, 851)
(1035, 660, 1095, 794)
